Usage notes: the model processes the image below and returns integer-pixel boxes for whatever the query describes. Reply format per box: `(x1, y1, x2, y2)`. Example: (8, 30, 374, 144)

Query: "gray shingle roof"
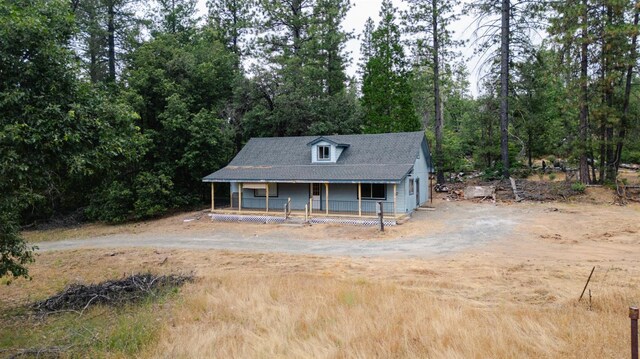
(203, 131, 429, 183)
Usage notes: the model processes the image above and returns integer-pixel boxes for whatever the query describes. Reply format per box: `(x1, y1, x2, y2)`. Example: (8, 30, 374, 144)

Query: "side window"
(360, 184, 386, 200)
(317, 145, 330, 160)
(409, 178, 414, 195)
(254, 183, 278, 197)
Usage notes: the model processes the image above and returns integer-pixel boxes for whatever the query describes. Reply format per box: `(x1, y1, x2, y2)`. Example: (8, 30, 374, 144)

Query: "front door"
(416, 178, 420, 206)
(312, 183, 321, 210)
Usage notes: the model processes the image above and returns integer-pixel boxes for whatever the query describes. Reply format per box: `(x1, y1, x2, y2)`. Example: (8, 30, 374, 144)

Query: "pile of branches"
(32, 273, 193, 314)
(616, 180, 640, 204)
(513, 179, 579, 201)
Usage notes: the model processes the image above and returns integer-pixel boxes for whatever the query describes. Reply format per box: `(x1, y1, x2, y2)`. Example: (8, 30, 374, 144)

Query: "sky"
(197, 0, 484, 96)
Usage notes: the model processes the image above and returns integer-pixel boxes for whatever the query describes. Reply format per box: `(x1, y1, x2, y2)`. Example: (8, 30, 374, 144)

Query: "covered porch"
(209, 181, 399, 218)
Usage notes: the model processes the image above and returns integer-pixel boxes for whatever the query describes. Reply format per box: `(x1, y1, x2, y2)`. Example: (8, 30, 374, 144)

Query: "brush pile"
(33, 273, 192, 313)
(513, 179, 579, 201)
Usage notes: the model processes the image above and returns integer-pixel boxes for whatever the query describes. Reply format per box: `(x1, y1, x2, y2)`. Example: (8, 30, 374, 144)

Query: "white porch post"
(358, 182, 362, 217)
(325, 182, 329, 215)
(211, 182, 216, 212)
(265, 182, 269, 213)
(239, 183, 243, 212)
(393, 183, 397, 217)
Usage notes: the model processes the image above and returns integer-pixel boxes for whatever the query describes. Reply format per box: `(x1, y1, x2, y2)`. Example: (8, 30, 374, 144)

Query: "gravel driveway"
(36, 203, 521, 257)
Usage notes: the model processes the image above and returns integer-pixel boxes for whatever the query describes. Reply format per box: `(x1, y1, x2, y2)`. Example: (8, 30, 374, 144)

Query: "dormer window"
(318, 145, 331, 161)
(307, 137, 349, 163)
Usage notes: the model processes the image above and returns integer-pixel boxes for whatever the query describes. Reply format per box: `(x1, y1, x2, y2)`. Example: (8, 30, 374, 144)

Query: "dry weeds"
(6, 199, 640, 358)
(2, 245, 638, 358)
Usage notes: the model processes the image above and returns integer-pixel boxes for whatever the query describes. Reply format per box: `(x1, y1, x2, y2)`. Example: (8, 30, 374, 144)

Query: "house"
(202, 131, 433, 218)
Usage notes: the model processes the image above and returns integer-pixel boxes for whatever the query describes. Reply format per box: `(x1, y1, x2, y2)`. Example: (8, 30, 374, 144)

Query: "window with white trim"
(409, 178, 414, 195)
(317, 145, 330, 161)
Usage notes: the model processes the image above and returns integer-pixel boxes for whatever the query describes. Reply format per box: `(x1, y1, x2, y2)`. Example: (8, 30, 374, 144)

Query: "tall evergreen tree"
(549, 0, 640, 183)
(361, 0, 421, 133)
(466, 0, 542, 177)
(73, 0, 144, 83)
(248, 0, 358, 136)
(207, 0, 254, 62)
(404, 0, 462, 184)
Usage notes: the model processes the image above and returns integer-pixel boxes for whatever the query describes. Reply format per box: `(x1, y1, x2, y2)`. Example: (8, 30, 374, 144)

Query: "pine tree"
(361, 0, 421, 134)
(404, 0, 462, 184)
(207, 0, 254, 61)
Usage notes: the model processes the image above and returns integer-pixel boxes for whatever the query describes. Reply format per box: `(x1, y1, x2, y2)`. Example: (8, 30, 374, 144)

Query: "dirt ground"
(5, 186, 640, 358)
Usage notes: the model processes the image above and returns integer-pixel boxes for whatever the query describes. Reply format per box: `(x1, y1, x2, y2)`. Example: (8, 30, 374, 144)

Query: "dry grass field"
(3, 189, 640, 358)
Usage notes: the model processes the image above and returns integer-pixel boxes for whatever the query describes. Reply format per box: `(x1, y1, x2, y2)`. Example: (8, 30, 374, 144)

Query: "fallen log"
(464, 186, 495, 200)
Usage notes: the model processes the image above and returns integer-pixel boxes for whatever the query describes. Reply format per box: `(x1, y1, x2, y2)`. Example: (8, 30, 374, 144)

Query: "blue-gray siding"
(238, 182, 396, 214)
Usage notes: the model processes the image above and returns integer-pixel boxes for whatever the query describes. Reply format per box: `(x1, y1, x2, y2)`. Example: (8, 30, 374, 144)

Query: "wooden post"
(309, 184, 313, 216)
(358, 182, 362, 217)
(430, 174, 433, 204)
(238, 183, 243, 212)
(325, 182, 329, 215)
(393, 183, 397, 218)
(210, 183, 215, 212)
(265, 183, 269, 213)
(377, 201, 384, 232)
(631, 307, 639, 359)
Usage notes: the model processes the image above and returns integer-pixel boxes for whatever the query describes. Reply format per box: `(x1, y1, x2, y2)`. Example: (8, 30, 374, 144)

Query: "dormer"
(307, 137, 350, 163)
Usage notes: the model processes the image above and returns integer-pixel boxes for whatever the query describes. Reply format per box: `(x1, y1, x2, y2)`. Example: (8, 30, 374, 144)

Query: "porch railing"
(327, 200, 394, 215)
(239, 197, 288, 211)
(227, 195, 395, 216)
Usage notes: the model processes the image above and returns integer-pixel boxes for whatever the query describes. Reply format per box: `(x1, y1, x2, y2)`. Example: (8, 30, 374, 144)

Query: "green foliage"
(548, 173, 557, 181)
(571, 181, 586, 193)
(86, 181, 134, 223)
(360, 0, 421, 133)
(0, 288, 176, 356)
(0, 207, 35, 280)
(0, 0, 76, 277)
(133, 172, 174, 219)
(622, 150, 640, 164)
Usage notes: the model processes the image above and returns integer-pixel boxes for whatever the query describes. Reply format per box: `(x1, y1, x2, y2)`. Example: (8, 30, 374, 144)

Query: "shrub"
(511, 168, 532, 179)
(548, 173, 557, 181)
(133, 172, 174, 219)
(571, 181, 586, 193)
(85, 181, 134, 223)
(547, 155, 556, 165)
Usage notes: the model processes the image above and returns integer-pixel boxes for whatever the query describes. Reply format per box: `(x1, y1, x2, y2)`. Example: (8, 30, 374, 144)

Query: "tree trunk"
(604, 5, 616, 182)
(578, 0, 590, 184)
(499, 0, 510, 178)
(433, 0, 444, 185)
(613, 4, 639, 176)
(107, 0, 116, 82)
(527, 131, 532, 168)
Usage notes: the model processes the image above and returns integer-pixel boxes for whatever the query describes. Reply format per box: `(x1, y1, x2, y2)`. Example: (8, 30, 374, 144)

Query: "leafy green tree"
(1, 0, 144, 276)
(121, 28, 235, 218)
(361, 0, 421, 133)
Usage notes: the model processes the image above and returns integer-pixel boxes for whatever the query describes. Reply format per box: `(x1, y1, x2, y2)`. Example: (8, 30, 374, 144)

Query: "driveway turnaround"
(36, 203, 521, 258)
